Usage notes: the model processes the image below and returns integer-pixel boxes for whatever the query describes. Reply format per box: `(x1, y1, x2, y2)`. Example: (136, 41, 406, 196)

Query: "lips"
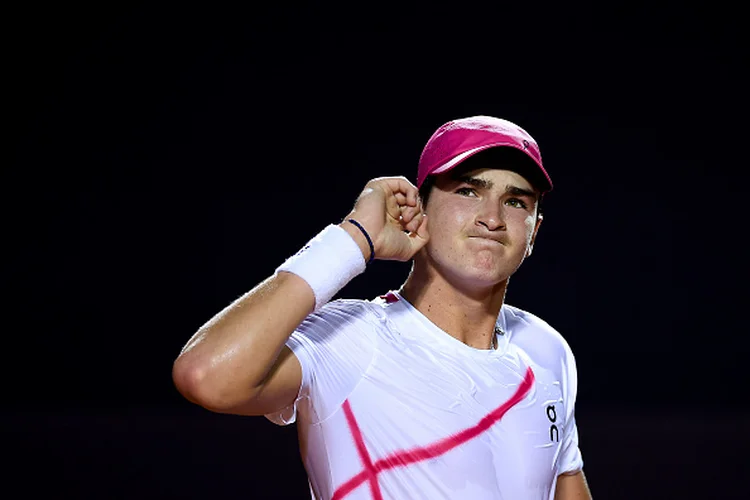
(468, 235, 505, 245)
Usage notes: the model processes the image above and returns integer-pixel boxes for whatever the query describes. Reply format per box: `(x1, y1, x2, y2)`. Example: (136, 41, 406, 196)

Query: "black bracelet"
(347, 218, 375, 264)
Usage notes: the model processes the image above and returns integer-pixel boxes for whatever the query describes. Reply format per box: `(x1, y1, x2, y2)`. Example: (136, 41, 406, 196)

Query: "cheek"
(429, 203, 471, 235)
(453, 210, 473, 227)
(425, 205, 471, 256)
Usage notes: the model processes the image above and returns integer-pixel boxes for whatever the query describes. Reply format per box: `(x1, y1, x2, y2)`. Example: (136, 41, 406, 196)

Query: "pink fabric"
(417, 116, 552, 192)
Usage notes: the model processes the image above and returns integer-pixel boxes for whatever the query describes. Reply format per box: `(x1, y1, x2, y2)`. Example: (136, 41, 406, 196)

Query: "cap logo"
(522, 140, 530, 150)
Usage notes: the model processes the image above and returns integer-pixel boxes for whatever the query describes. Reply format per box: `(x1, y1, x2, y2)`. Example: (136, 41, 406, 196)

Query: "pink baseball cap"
(417, 115, 552, 193)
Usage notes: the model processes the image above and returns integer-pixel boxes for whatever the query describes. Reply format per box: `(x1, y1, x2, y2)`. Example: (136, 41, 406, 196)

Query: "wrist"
(276, 225, 366, 311)
(339, 219, 374, 263)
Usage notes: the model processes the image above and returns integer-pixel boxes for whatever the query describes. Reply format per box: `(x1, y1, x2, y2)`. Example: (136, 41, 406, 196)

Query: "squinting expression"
(422, 167, 542, 289)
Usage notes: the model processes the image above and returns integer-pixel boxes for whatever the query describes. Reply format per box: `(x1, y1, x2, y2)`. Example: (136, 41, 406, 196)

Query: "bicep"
(220, 346, 302, 417)
(554, 470, 592, 500)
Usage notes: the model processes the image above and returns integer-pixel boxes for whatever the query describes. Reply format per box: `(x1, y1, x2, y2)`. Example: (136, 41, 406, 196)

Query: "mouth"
(468, 236, 505, 246)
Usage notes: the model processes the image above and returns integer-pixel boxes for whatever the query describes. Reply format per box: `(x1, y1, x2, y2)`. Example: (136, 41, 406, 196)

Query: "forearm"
(172, 178, 426, 412)
(173, 271, 314, 409)
(554, 470, 592, 500)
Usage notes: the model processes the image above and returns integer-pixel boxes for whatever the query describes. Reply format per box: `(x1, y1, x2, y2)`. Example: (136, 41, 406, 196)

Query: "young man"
(173, 116, 592, 499)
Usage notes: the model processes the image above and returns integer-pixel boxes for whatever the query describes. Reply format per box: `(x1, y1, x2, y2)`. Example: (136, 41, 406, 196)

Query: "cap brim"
(430, 144, 501, 175)
(430, 143, 553, 193)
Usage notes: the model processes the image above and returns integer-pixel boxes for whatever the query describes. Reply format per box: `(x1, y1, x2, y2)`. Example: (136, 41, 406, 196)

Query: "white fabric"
(276, 225, 366, 311)
(266, 292, 583, 500)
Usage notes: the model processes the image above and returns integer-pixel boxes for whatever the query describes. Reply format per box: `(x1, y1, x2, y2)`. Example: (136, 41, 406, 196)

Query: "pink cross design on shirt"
(331, 366, 535, 499)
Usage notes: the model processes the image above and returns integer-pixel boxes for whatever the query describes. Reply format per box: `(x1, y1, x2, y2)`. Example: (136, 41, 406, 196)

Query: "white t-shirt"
(266, 291, 583, 500)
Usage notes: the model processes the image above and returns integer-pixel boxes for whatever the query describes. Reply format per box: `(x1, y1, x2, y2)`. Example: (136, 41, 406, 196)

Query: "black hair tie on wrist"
(347, 218, 375, 264)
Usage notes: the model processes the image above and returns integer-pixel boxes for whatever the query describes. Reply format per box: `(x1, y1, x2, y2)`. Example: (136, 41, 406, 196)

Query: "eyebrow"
(456, 175, 537, 198)
(506, 185, 537, 198)
(457, 175, 493, 190)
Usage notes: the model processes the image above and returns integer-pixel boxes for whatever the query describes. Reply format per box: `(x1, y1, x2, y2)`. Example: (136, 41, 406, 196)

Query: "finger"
(406, 212, 424, 233)
(400, 204, 421, 225)
(381, 177, 418, 207)
(398, 203, 422, 232)
(388, 196, 417, 222)
(385, 190, 405, 221)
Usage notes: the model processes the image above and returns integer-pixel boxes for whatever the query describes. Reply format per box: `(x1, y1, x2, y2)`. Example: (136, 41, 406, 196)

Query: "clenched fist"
(339, 176, 430, 262)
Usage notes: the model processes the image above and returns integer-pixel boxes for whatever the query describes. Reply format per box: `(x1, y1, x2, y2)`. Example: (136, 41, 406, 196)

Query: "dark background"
(5, 2, 748, 499)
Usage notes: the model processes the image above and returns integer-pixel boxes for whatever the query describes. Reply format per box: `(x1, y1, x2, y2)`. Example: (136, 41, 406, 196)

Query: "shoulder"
(297, 297, 387, 338)
(310, 297, 386, 322)
(504, 304, 576, 367)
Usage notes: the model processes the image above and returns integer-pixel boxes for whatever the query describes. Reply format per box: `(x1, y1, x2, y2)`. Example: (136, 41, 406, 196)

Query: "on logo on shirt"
(546, 404, 560, 442)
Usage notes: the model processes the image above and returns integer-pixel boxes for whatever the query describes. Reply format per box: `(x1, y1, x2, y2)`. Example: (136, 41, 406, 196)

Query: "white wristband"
(276, 224, 367, 311)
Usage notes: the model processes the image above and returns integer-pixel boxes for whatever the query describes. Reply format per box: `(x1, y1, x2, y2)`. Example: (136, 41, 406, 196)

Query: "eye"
(455, 187, 477, 197)
(505, 198, 528, 209)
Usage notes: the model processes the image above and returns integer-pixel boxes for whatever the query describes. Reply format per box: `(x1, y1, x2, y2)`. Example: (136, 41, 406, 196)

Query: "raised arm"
(172, 270, 313, 415)
(171, 177, 428, 416)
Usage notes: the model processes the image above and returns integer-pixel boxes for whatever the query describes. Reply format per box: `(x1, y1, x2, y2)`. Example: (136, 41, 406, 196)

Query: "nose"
(475, 198, 506, 231)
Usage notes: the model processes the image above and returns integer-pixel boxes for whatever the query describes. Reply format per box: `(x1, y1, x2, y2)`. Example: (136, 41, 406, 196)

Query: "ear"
(526, 214, 543, 257)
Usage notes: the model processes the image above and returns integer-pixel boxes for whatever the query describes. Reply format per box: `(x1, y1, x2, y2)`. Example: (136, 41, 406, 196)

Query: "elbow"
(172, 356, 257, 412)
(172, 356, 210, 406)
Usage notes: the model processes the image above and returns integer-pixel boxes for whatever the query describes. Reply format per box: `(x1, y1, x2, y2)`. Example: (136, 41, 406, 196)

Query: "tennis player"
(174, 116, 592, 499)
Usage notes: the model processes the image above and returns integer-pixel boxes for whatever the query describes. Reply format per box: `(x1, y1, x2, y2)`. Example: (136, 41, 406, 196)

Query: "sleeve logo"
(546, 404, 560, 442)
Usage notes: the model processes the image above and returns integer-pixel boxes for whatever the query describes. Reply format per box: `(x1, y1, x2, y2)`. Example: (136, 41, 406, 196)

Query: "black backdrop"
(5, 3, 748, 499)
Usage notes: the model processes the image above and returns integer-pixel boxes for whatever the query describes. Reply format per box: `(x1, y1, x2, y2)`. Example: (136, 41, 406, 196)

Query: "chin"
(463, 254, 526, 286)
(451, 265, 511, 290)
(429, 251, 520, 288)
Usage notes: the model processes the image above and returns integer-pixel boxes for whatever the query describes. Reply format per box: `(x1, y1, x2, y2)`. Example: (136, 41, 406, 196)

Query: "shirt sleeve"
(557, 339, 584, 475)
(264, 299, 378, 426)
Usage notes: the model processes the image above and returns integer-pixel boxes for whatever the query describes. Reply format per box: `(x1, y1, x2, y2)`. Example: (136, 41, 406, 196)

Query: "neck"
(399, 261, 508, 350)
